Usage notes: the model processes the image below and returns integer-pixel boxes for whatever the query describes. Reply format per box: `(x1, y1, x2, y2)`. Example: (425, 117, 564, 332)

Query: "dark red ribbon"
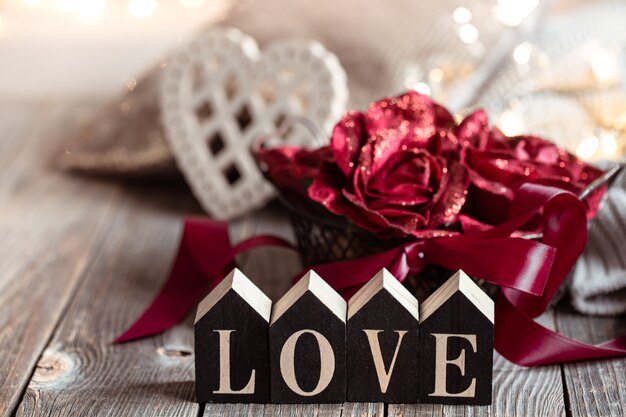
(116, 184, 626, 366)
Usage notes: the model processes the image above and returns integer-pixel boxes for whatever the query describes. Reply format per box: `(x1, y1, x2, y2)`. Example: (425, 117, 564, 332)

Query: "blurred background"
(0, 0, 233, 98)
(0, 0, 624, 164)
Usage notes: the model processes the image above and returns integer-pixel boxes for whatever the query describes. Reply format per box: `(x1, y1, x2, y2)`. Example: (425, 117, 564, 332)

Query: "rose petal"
(428, 160, 470, 227)
(331, 111, 366, 177)
(257, 145, 331, 203)
(456, 110, 489, 149)
(308, 162, 349, 214)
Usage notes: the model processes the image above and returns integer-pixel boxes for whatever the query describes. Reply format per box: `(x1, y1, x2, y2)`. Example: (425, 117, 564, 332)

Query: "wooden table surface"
(1, 99, 625, 417)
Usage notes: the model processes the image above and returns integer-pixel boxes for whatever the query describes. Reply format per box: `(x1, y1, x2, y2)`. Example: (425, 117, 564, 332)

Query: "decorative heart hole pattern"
(195, 101, 213, 122)
(207, 132, 225, 156)
(224, 73, 239, 101)
(223, 163, 242, 185)
(235, 105, 253, 132)
(259, 80, 277, 105)
(161, 28, 348, 220)
(192, 63, 206, 90)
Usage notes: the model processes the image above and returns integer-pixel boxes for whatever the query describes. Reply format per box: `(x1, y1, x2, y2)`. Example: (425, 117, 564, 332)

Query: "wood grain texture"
(203, 402, 384, 417)
(557, 306, 626, 417)
(15, 186, 203, 417)
(389, 312, 566, 417)
(0, 101, 121, 417)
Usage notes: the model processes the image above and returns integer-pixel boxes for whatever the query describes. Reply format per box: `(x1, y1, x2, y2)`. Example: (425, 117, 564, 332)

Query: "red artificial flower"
(456, 110, 605, 227)
(256, 145, 332, 208)
(256, 91, 605, 239)
(308, 92, 468, 238)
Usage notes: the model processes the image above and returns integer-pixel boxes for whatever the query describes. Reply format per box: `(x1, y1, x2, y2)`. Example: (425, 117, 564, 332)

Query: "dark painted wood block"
(418, 270, 494, 405)
(194, 268, 272, 403)
(269, 270, 347, 403)
(347, 268, 420, 403)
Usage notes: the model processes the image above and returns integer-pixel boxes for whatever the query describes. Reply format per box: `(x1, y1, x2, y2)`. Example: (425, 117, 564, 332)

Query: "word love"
(194, 268, 494, 405)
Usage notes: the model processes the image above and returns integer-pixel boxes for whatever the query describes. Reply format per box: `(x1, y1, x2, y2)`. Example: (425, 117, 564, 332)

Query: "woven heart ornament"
(160, 28, 348, 220)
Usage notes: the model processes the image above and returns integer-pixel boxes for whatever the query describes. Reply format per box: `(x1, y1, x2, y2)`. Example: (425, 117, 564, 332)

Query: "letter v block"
(194, 268, 271, 403)
(418, 270, 494, 405)
(347, 268, 419, 403)
(269, 270, 347, 403)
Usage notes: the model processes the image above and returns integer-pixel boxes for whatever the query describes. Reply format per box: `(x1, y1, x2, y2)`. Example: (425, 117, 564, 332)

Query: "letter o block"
(269, 271, 347, 403)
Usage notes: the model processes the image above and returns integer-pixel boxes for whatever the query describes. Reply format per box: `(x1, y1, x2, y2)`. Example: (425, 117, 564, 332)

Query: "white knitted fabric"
(570, 162, 626, 316)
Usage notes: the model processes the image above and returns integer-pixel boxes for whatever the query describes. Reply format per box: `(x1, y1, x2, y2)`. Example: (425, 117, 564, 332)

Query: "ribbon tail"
(115, 226, 214, 343)
(115, 218, 297, 343)
(496, 294, 626, 366)
(115, 218, 233, 343)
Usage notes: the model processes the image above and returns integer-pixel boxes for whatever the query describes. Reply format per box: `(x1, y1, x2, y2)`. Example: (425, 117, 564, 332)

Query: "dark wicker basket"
(285, 201, 498, 302)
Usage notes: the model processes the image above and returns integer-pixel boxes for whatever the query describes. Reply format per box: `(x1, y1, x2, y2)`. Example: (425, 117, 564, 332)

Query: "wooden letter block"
(347, 268, 419, 403)
(418, 270, 494, 405)
(269, 270, 347, 403)
(194, 268, 271, 403)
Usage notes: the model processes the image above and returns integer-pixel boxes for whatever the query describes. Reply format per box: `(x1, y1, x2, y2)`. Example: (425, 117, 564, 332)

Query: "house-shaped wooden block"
(194, 268, 272, 403)
(347, 268, 419, 403)
(418, 270, 494, 405)
(269, 270, 347, 403)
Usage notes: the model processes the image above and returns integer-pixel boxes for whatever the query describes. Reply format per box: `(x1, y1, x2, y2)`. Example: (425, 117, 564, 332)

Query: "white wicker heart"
(160, 27, 348, 220)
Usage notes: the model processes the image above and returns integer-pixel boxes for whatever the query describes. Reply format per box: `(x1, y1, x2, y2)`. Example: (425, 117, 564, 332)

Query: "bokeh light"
(458, 24, 479, 44)
(452, 7, 472, 24)
(180, 0, 207, 8)
(78, 0, 107, 20)
(128, 0, 157, 19)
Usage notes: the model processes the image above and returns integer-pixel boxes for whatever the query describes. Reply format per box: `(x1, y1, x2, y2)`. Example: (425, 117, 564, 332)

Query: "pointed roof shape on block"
(195, 268, 272, 324)
(271, 270, 346, 325)
(420, 269, 494, 324)
(348, 268, 419, 320)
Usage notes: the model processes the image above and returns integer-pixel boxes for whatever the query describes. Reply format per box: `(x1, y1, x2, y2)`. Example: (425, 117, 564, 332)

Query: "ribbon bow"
(116, 183, 626, 366)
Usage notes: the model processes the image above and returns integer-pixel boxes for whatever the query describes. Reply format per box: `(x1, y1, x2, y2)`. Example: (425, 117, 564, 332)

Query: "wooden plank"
(557, 305, 626, 417)
(16, 185, 203, 417)
(0, 101, 122, 417)
(389, 312, 566, 417)
(203, 402, 383, 417)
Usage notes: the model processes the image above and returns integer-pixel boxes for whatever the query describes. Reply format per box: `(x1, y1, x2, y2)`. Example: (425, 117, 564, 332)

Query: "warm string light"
(576, 136, 600, 160)
(493, 0, 539, 27)
(14, 0, 211, 19)
(458, 23, 479, 44)
(54, 0, 79, 12)
(513, 42, 532, 65)
(589, 50, 620, 86)
(452, 7, 472, 24)
(128, 0, 156, 19)
(497, 109, 524, 136)
(78, 0, 106, 21)
(179, 0, 207, 8)
(450, 6, 484, 57)
(21, 0, 42, 6)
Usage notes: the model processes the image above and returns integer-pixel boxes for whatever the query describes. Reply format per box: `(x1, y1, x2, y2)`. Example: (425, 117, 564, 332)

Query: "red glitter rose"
(256, 92, 605, 239)
(308, 92, 469, 238)
(256, 145, 332, 208)
(455, 110, 605, 227)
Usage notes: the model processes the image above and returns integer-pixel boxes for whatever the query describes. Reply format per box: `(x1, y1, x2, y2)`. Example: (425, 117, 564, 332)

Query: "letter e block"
(418, 270, 494, 405)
